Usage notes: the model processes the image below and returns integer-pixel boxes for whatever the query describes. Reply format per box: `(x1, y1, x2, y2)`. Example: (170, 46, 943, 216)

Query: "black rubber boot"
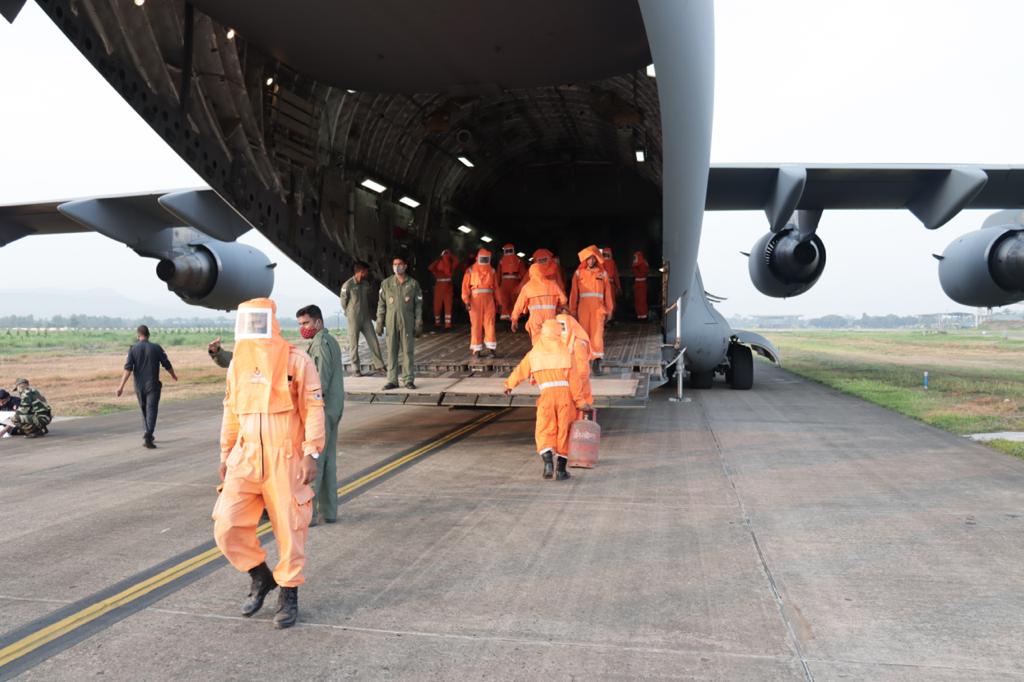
(241, 562, 277, 617)
(273, 586, 299, 629)
(592, 358, 604, 376)
(555, 456, 571, 481)
(541, 451, 554, 479)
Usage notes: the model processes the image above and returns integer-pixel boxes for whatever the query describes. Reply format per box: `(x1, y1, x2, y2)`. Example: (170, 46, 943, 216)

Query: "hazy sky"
(2, 1, 1023, 318)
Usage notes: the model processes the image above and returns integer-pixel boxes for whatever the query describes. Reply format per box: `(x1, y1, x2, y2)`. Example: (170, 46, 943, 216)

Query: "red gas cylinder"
(568, 410, 600, 468)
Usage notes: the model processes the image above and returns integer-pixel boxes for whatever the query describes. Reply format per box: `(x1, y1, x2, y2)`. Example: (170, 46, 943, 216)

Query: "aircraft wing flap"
(706, 165, 1024, 226)
(0, 188, 251, 248)
(0, 200, 89, 246)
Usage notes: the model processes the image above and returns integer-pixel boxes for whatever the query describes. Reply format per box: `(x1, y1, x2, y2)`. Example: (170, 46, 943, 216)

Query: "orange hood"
(528, 319, 572, 371)
(577, 244, 603, 267)
(474, 248, 493, 267)
(227, 298, 294, 415)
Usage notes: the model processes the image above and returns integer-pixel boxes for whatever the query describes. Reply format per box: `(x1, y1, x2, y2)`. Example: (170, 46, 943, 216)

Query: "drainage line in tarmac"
(0, 408, 508, 680)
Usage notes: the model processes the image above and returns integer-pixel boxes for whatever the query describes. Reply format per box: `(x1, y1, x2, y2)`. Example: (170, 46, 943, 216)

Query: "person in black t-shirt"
(116, 325, 178, 448)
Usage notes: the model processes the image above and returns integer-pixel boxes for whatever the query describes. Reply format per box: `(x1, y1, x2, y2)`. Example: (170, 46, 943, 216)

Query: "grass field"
(769, 329, 1024, 459)
(0, 329, 301, 417)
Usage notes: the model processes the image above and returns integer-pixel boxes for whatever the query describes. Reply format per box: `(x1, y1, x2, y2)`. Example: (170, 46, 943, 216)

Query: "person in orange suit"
(461, 247, 499, 357)
(569, 245, 614, 376)
(556, 312, 594, 407)
(631, 251, 650, 320)
(497, 243, 527, 322)
(601, 247, 622, 295)
(601, 247, 622, 322)
(511, 260, 567, 343)
(214, 298, 326, 630)
(427, 249, 458, 330)
(552, 256, 566, 293)
(504, 319, 591, 480)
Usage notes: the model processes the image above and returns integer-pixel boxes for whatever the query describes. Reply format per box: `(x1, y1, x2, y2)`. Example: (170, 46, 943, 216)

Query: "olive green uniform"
(375, 275, 423, 385)
(13, 387, 52, 435)
(340, 275, 385, 372)
(304, 328, 344, 521)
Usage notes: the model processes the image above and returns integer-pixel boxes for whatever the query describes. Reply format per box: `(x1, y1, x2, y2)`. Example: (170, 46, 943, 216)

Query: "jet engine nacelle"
(156, 239, 274, 311)
(748, 227, 827, 298)
(937, 224, 1024, 307)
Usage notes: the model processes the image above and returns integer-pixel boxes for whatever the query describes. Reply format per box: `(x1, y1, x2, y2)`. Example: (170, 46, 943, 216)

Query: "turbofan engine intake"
(937, 226, 1024, 307)
(748, 228, 827, 298)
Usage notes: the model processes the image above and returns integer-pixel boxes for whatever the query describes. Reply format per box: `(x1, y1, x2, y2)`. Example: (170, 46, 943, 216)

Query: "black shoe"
(242, 562, 278, 617)
(382, 382, 399, 390)
(555, 456, 571, 481)
(541, 451, 554, 479)
(592, 358, 604, 376)
(273, 586, 298, 629)
(324, 517, 338, 524)
(404, 382, 417, 389)
(308, 515, 318, 528)
(143, 439, 156, 449)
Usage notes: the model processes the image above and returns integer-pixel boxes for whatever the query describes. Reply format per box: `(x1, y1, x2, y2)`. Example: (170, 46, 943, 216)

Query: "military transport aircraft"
(1, 1, 1022, 391)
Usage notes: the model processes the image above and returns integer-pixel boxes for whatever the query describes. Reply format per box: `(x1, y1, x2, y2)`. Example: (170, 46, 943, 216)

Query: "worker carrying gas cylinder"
(504, 319, 591, 481)
(427, 249, 458, 331)
(213, 298, 326, 630)
(496, 243, 527, 322)
(461, 247, 499, 357)
(556, 312, 594, 407)
(511, 251, 567, 343)
(569, 245, 614, 375)
(631, 251, 650, 320)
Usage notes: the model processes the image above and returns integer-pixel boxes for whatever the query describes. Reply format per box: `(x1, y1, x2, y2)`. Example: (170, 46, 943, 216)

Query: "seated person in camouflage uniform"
(0, 379, 52, 439)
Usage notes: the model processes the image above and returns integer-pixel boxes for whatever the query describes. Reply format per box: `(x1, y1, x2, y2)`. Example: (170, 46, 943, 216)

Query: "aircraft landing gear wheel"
(727, 343, 753, 390)
(688, 369, 714, 389)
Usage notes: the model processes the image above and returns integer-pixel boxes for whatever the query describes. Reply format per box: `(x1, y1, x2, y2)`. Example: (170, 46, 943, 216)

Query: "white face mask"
(393, 264, 406, 275)
(235, 308, 273, 340)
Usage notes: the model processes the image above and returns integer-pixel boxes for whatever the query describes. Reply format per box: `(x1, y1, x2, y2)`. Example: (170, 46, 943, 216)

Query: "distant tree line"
(728, 312, 979, 330)
(0, 314, 248, 329)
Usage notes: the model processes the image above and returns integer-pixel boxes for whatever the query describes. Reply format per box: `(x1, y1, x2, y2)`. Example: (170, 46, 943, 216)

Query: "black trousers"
(135, 384, 162, 441)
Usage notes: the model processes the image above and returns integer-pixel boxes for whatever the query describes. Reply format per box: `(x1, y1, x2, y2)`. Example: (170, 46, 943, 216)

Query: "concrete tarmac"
(2, 365, 1024, 680)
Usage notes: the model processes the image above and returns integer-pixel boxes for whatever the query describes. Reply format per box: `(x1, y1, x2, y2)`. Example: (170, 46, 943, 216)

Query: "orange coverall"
(632, 251, 650, 320)
(497, 244, 527, 320)
(557, 313, 594, 406)
(428, 250, 458, 329)
(462, 248, 498, 353)
(504, 320, 588, 457)
(512, 262, 567, 343)
(214, 299, 326, 588)
(602, 248, 622, 295)
(569, 245, 615, 359)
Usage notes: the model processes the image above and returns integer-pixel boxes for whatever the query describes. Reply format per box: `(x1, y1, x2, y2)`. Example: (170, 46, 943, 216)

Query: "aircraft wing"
(706, 164, 1024, 231)
(0, 188, 252, 247)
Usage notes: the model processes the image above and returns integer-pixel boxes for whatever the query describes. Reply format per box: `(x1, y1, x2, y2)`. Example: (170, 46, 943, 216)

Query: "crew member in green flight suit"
(375, 255, 423, 390)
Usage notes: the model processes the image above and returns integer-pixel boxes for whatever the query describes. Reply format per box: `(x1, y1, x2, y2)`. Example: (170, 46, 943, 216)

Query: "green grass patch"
(765, 330, 1024, 459)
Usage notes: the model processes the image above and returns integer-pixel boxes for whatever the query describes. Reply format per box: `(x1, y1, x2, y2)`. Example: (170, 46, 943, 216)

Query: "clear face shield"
(535, 256, 550, 266)
(234, 307, 273, 340)
(503, 248, 514, 256)
(558, 319, 569, 340)
(477, 255, 491, 265)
